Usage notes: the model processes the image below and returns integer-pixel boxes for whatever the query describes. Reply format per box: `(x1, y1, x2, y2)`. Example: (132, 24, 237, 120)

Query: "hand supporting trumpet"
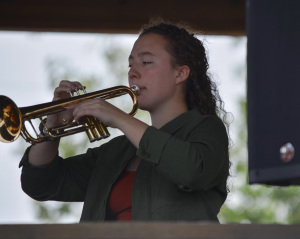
(29, 80, 148, 167)
(45, 80, 83, 128)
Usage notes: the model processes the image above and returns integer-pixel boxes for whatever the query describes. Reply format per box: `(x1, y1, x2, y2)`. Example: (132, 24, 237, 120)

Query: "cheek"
(148, 64, 174, 88)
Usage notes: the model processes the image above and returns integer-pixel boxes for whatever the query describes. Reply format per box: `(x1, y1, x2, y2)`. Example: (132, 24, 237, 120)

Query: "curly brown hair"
(139, 18, 232, 190)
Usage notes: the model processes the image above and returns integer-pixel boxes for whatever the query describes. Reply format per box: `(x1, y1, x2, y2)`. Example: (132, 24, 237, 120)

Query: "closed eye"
(128, 62, 152, 67)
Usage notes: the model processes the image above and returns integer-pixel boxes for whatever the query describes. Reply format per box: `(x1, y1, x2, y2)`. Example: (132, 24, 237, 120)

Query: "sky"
(0, 31, 246, 223)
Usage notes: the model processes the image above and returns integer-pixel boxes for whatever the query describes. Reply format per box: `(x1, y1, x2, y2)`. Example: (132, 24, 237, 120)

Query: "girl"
(20, 19, 230, 222)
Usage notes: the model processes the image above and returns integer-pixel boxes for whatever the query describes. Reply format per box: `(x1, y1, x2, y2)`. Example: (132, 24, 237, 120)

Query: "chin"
(138, 105, 150, 111)
(137, 102, 153, 112)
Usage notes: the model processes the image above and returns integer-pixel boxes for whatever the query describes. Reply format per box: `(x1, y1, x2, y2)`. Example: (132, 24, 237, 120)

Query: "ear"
(175, 65, 190, 85)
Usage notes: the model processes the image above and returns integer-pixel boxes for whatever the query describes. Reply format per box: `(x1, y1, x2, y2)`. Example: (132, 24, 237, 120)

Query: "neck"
(149, 100, 188, 129)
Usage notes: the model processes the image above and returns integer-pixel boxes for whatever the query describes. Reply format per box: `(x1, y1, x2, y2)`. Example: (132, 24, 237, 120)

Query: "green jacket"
(20, 108, 229, 222)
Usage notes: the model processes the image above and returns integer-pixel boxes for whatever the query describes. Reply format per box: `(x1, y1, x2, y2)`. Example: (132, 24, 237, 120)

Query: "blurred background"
(1, 30, 300, 224)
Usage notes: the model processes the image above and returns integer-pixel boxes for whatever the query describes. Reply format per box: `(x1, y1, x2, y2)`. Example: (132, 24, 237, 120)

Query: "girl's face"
(128, 33, 179, 112)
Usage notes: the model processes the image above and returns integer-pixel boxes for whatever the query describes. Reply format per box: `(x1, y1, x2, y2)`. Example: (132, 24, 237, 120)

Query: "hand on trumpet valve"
(67, 97, 126, 129)
(47, 80, 84, 128)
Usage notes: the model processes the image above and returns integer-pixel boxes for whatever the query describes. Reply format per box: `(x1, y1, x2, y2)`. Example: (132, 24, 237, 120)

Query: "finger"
(54, 86, 72, 94)
(67, 102, 82, 111)
(70, 81, 84, 90)
(72, 101, 100, 115)
(59, 80, 74, 88)
(75, 98, 105, 109)
(53, 86, 73, 100)
(73, 108, 97, 121)
(72, 99, 107, 117)
(59, 80, 79, 91)
(59, 80, 84, 91)
(70, 97, 111, 116)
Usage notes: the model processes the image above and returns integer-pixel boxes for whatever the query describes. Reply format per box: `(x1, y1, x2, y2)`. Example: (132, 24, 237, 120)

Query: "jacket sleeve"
(136, 116, 229, 192)
(19, 145, 102, 202)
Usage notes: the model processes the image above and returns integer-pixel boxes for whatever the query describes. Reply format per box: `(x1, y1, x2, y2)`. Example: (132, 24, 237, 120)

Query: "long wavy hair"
(139, 18, 232, 191)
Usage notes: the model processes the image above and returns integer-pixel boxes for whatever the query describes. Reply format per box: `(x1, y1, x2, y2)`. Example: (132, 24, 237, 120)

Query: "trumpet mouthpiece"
(130, 85, 140, 95)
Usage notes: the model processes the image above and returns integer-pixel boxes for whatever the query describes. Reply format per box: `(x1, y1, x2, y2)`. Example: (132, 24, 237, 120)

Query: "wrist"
(116, 114, 148, 149)
(114, 112, 132, 131)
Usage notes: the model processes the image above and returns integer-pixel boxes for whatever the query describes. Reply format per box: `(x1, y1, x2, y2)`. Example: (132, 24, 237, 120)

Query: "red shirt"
(105, 170, 135, 221)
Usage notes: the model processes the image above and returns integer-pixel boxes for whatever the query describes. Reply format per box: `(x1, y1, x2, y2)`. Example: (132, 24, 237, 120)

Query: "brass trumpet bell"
(0, 85, 139, 144)
(0, 96, 23, 143)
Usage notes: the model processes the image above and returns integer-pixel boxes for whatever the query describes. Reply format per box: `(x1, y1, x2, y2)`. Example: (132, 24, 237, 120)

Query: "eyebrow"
(128, 51, 155, 60)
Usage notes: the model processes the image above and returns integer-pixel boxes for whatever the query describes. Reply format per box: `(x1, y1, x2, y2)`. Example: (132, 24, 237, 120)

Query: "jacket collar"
(159, 108, 202, 135)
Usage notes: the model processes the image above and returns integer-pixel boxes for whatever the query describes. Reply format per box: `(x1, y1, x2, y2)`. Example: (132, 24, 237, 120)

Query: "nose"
(128, 64, 140, 81)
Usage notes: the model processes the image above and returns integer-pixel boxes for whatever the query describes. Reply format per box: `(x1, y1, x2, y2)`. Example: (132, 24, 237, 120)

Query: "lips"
(134, 85, 146, 93)
(130, 85, 146, 95)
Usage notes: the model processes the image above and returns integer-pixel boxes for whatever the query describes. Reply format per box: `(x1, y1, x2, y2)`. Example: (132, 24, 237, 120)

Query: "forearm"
(28, 116, 64, 166)
(28, 138, 60, 166)
(21, 144, 98, 202)
(116, 113, 149, 149)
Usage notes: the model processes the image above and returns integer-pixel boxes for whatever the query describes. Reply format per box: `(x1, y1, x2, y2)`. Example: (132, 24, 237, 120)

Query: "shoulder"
(187, 112, 227, 133)
(202, 115, 227, 132)
(186, 114, 228, 144)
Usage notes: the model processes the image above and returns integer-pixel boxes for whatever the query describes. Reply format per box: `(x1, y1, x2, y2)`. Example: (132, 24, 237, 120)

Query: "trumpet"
(0, 85, 139, 144)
